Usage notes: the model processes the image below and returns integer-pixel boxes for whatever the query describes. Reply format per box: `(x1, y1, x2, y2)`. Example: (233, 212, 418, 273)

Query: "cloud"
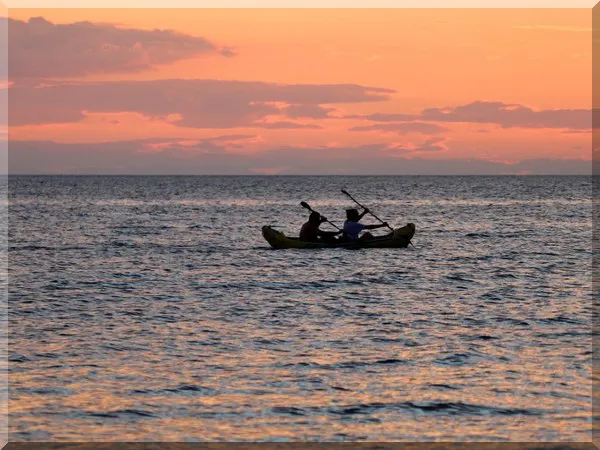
(283, 104, 336, 119)
(8, 136, 254, 173)
(8, 79, 395, 128)
(349, 122, 448, 135)
(6, 17, 232, 81)
(219, 47, 237, 58)
(562, 129, 592, 134)
(513, 25, 593, 32)
(253, 122, 323, 129)
(8, 138, 591, 175)
(345, 113, 418, 122)
(350, 101, 591, 132)
(388, 137, 449, 155)
(138, 134, 256, 154)
(419, 101, 591, 130)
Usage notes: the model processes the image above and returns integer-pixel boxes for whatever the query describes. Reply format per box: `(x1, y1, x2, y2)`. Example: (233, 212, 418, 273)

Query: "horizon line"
(5, 173, 595, 177)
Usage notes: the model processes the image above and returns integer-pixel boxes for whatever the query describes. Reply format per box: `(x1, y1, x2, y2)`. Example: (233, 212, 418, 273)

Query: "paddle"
(341, 189, 393, 231)
(341, 189, 416, 248)
(300, 201, 342, 231)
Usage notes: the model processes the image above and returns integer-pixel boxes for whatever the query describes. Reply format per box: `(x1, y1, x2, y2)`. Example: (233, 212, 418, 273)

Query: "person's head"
(346, 208, 359, 221)
(309, 211, 321, 224)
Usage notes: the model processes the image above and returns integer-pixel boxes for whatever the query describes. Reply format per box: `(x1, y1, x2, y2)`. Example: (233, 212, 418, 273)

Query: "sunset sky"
(6, 8, 592, 174)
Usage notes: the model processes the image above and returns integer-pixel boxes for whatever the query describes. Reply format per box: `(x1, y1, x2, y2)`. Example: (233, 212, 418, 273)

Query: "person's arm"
(317, 228, 342, 237)
(363, 222, 388, 230)
(317, 216, 342, 235)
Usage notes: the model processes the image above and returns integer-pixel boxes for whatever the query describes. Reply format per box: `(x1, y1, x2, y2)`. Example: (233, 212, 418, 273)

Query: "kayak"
(262, 223, 416, 249)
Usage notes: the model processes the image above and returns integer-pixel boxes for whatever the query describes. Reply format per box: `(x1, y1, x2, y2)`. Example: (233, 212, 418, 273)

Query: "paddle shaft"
(300, 202, 342, 231)
(341, 190, 393, 231)
(342, 190, 416, 249)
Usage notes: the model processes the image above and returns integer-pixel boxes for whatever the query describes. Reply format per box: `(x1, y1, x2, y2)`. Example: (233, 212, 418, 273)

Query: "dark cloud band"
(6, 17, 231, 80)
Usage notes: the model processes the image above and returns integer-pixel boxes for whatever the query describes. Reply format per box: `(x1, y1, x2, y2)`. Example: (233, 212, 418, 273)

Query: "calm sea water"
(8, 175, 593, 441)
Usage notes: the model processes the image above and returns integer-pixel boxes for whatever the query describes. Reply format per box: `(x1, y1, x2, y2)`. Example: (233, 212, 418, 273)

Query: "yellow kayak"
(262, 223, 416, 249)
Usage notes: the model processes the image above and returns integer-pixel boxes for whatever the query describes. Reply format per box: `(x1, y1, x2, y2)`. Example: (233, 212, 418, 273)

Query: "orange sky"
(7, 9, 592, 174)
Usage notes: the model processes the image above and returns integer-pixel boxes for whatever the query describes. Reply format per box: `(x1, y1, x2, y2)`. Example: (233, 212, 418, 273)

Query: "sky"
(6, 8, 593, 175)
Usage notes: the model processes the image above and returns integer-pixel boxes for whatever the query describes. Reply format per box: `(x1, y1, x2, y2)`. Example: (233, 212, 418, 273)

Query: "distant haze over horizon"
(6, 9, 592, 175)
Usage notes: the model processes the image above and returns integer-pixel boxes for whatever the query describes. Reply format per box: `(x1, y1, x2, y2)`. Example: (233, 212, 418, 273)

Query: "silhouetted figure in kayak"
(300, 211, 342, 243)
(342, 208, 389, 242)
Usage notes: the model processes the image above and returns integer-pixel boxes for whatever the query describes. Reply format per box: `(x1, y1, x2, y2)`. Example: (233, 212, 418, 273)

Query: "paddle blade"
(300, 201, 312, 211)
(341, 189, 349, 196)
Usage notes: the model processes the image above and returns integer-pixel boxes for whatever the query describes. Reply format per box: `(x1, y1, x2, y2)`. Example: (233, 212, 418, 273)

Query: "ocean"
(8, 175, 593, 441)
